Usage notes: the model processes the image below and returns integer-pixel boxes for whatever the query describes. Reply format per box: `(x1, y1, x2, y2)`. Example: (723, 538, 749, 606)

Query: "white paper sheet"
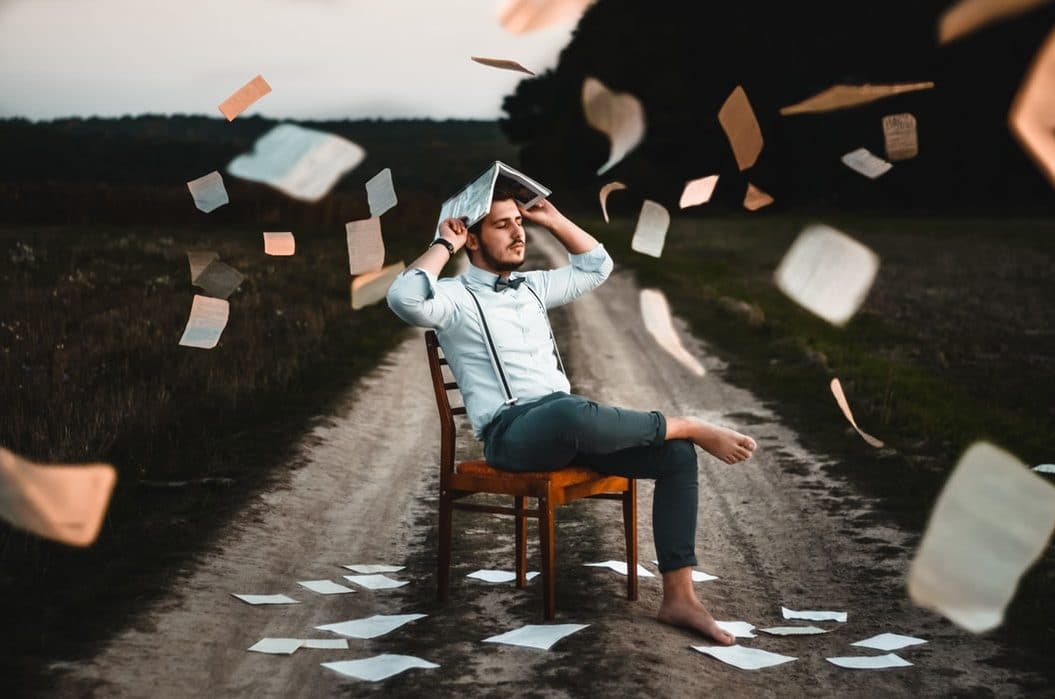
(345, 217, 385, 275)
(186, 171, 229, 213)
(1034, 464, 1055, 474)
(351, 262, 405, 311)
(193, 260, 244, 300)
(630, 200, 669, 258)
(1009, 27, 1055, 188)
(178, 295, 230, 350)
(882, 113, 918, 161)
(263, 232, 295, 256)
(342, 574, 409, 590)
(718, 86, 763, 171)
(582, 76, 646, 175)
(470, 56, 535, 75)
(779, 83, 935, 116)
(640, 289, 706, 377)
(342, 564, 405, 574)
(691, 644, 797, 670)
(830, 378, 885, 447)
(298, 579, 355, 595)
(599, 181, 627, 223)
(231, 593, 299, 605)
(321, 654, 439, 682)
(826, 653, 912, 669)
(851, 633, 927, 651)
(679, 175, 719, 209)
(498, 0, 592, 34)
(716, 621, 756, 639)
(248, 638, 301, 655)
(759, 626, 829, 636)
(365, 168, 398, 217)
(908, 442, 1055, 633)
(316, 613, 426, 639)
(218, 74, 271, 121)
(841, 148, 892, 179)
(483, 623, 588, 650)
(743, 183, 774, 211)
(301, 639, 350, 650)
(781, 606, 847, 623)
(186, 251, 218, 284)
(584, 561, 655, 577)
(467, 569, 540, 583)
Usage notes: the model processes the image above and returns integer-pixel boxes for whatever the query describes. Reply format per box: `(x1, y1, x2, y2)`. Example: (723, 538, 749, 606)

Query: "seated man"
(386, 183, 756, 645)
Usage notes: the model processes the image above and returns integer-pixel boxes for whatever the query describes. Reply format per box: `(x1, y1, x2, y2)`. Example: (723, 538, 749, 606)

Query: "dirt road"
(50, 229, 1039, 697)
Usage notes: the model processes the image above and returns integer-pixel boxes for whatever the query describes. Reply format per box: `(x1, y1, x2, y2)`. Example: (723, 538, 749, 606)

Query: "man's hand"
(517, 198, 567, 231)
(437, 217, 469, 251)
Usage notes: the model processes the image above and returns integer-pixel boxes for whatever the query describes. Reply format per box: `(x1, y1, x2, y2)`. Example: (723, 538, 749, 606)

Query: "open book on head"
(435, 161, 551, 237)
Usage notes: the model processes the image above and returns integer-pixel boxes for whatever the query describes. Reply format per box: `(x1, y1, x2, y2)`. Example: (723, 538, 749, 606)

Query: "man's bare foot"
(687, 418, 757, 464)
(657, 597, 736, 645)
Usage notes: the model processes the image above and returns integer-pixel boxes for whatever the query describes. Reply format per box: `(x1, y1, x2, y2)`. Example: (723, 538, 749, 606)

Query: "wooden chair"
(426, 329, 638, 620)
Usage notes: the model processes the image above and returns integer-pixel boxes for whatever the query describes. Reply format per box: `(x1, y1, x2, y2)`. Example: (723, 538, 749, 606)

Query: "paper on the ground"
(248, 638, 301, 655)
(774, 224, 880, 326)
(186, 251, 218, 284)
(316, 613, 426, 639)
(582, 76, 646, 175)
(263, 232, 295, 256)
(1009, 27, 1055, 188)
(583, 561, 655, 577)
(939, 0, 1050, 44)
(342, 564, 405, 574)
(679, 175, 719, 209)
(640, 289, 706, 377)
(194, 260, 245, 300)
(322, 654, 439, 681)
(882, 113, 918, 162)
(743, 183, 774, 211)
(436, 161, 549, 234)
(231, 593, 299, 605)
(0, 447, 116, 547)
(716, 621, 756, 638)
(779, 82, 935, 116)
(179, 295, 229, 350)
(346, 217, 385, 275)
(467, 569, 540, 583)
(630, 200, 669, 258)
(498, 0, 592, 34)
(218, 74, 271, 121)
(365, 168, 398, 217)
(301, 639, 349, 649)
(851, 633, 927, 651)
(1034, 464, 1055, 474)
(342, 573, 409, 590)
(781, 606, 847, 622)
(186, 171, 229, 213)
(352, 262, 406, 310)
(759, 625, 829, 636)
(826, 653, 913, 669)
(483, 623, 588, 650)
(908, 441, 1055, 633)
(470, 56, 536, 75)
(227, 123, 365, 202)
(599, 181, 627, 223)
(298, 579, 355, 595)
(718, 86, 763, 171)
(691, 644, 797, 670)
(830, 378, 885, 448)
(842, 148, 893, 179)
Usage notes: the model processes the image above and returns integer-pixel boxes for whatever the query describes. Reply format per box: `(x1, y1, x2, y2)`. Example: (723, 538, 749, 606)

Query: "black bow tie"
(494, 276, 525, 292)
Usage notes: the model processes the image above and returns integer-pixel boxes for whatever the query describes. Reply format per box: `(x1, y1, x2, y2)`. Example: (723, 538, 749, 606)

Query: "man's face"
(468, 198, 526, 273)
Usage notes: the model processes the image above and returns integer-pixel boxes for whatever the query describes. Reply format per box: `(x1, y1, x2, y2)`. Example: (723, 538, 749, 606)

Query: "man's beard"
(479, 243, 525, 272)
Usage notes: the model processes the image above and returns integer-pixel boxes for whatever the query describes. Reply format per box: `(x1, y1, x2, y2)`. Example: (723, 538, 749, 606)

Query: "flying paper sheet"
(352, 262, 406, 311)
(498, 0, 592, 34)
(342, 573, 408, 590)
(630, 200, 669, 258)
(779, 82, 935, 116)
(743, 183, 774, 211)
(716, 621, 757, 639)
(321, 655, 439, 682)
(186, 251, 218, 284)
(842, 148, 893, 179)
(227, 123, 366, 202)
(467, 569, 540, 583)
(194, 260, 245, 300)
(346, 217, 385, 275)
(365, 168, 398, 217)
(1034, 464, 1055, 474)
(759, 626, 829, 636)
(679, 175, 719, 209)
(1009, 28, 1055, 188)
(826, 653, 912, 670)
(640, 289, 706, 377)
(316, 613, 426, 639)
(774, 224, 880, 326)
(218, 74, 271, 121)
(470, 56, 536, 75)
(851, 633, 927, 651)
(882, 113, 919, 162)
(582, 76, 646, 175)
(301, 639, 349, 649)
(830, 378, 885, 448)
(0, 447, 116, 547)
(583, 561, 655, 577)
(908, 442, 1055, 633)
(483, 623, 588, 650)
(298, 579, 355, 595)
(650, 561, 717, 581)
(691, 645, 797, 671)
(248, 638, 301, 655)
(186, 171, 229, 213)
(231, 593, 299, 605)
(718, 86, 763, 171)
(599, 181, 627, 223)
(342, 564, 405, 574)
(939, 0, 1050, 45)
(178, 295, 230, 350)
(781, 606, 847, 623)
(263, 232, 295, 256)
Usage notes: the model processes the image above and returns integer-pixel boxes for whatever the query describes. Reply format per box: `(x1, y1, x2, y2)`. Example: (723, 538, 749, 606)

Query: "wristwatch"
(429, 238, 456, 257)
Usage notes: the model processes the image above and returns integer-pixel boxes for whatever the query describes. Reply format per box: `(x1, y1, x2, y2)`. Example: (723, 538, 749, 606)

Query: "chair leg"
(539, 494, 556, 620)
(438, 490, 453, 603)
(623, 480, 639, 602)
(514, 495, 527, 589)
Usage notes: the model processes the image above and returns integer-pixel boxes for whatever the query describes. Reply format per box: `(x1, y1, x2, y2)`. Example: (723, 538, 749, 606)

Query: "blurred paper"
(582, 76, 646, 175)
(830, 378, 885, 448)
(342, 564, 405, 574)
(759, 626, 829, 636)
(679, 175, 719, 209)
(774, 224, 880, 326)
(882, 113, 919, 161)
(301, 639, 349, 649)
(1009, 28, 1055, 188)
(780, 83, 935, 116)
(179, 295, 229, 350)
(743, 183, 774, 211)
(231, 593, 299, 605)
(194, 260, 245, 300)
(470, 56, 536, 75)
(640, 289, 706, 377)
(263, 232, 295, 256)
(630, 200, 669, 258)
(248, 638, 300, 655)
(499, 0, 592, 34)
(321, 655, 439, 682)
(1034, 464, 1055, 474)
(186, 171, 229, 213)
(851, 633, 927, 651)
(298, 579, 355, 595)
(939, 0, 1050, 44)
(316, 613, 426, 639)
(186, 251, 218, 283)
(718, 86, 763, 171)
(842, 148, 892, 179)
(716, 621, 756, 639)
(227, 123, 365, 202)
(218, 74, 271, 121)
(908, 442, 1055, 633)
(352, 262, 406, 311)
(346, 217, 385, 275)
(826, 653, 912, 669)
(342, 573, 408, 590)
(0, 447, 116, 547)
(599, 181, 627, 223)
(467, 569, 540, 583)
(583, 561, 655, 577)
(483, 623, 588, 650)
(691, 645, 797, 670)
(365, 168, 398, 217)
(781, 606, 847, 623)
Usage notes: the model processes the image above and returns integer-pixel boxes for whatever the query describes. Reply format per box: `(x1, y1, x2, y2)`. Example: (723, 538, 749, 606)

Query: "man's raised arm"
(385, 217, 467, 329)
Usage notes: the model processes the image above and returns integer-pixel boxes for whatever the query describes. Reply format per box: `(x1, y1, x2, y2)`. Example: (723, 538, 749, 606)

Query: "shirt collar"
(464, 262, 519, 290)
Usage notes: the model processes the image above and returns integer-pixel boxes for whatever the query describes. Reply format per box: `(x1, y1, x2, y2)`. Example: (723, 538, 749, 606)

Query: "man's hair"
(467, 181, 522, 237)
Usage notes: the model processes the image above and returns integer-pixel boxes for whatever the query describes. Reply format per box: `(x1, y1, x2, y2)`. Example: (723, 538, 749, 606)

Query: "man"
(386, 183, 757, 645)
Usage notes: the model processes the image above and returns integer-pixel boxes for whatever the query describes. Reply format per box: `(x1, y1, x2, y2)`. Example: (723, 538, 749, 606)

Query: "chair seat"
(455, 459, 601, 483)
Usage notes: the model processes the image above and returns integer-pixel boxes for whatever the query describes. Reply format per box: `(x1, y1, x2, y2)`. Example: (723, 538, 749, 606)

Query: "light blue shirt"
(386, 243, 613, 439)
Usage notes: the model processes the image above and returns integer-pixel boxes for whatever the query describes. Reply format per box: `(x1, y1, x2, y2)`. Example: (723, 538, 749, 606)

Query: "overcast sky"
(0, 0, 575, 121)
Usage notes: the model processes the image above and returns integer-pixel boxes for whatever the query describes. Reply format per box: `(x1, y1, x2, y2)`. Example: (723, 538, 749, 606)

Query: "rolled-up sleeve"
(386, 268, 460, 330)
(532, 243, 614, 309)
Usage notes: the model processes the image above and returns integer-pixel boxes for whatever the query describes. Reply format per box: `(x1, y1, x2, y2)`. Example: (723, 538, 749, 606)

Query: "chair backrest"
(425, 330, 465, 486)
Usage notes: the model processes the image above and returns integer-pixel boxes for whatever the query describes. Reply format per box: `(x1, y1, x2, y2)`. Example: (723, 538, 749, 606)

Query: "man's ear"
(465, 230, 480, 253)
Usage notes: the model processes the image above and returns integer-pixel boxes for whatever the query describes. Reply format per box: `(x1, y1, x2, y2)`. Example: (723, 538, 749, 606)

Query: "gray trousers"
(483, 392, 699, 572)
